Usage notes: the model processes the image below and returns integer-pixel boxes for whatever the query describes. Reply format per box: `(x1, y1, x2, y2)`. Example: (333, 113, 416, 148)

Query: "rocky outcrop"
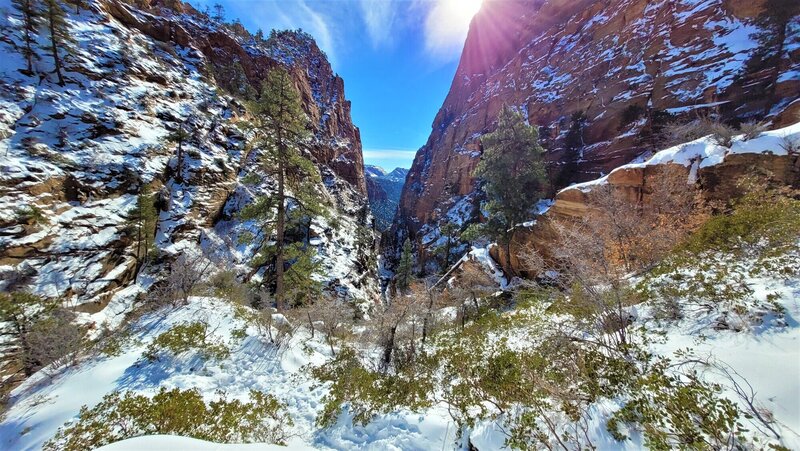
(491, 125, 800, 276)
(397, 0, 800, 254)
(103, 0, 367, 195)
(0, 0, 377, 321)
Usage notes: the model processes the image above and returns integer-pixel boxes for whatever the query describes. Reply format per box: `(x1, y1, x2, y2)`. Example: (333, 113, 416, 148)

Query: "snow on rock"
(0, 0, 379, 326)
(563, 121, 800, 193)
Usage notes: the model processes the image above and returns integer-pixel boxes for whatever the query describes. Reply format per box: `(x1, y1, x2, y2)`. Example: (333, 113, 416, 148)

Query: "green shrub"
(608, 360, 744, 450)
(312, 347, 433, 428)
(144, 321, 229, 361)
(14, 205, 49, 225)
(44, 388, 291, 451)
(640, 191, 800, 324)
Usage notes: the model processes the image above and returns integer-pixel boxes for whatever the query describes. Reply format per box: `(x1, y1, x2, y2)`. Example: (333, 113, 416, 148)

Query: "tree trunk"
(380, 325, 397, 373)
(307, 311, 314, 338)
(176, 124, 184, 184)
(504, 239, 514, 278)
(47, 6, 65, 87)
(275, 136, 286, 310)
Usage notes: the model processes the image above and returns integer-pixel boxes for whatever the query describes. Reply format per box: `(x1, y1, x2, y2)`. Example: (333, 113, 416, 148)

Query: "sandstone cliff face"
(491, 124, 800, 276)
(0, 0, 376, 321)
(397, 0, 800, 254)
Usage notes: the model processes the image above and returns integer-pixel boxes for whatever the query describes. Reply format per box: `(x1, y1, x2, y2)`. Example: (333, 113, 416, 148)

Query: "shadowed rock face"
(396, 0, 800, 250)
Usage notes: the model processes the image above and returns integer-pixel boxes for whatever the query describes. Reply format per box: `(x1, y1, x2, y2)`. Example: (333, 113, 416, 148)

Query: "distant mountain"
(364, 165, 387, 178)
(365, 165, 408, 231)
(386, 167, 409, 181)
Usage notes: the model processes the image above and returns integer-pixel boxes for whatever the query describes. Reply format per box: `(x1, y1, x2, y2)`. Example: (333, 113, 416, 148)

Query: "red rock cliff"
(396, 0, 800, 250)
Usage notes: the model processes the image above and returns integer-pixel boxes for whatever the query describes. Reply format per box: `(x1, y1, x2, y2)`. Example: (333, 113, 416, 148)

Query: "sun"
(448, 0, 483, 25)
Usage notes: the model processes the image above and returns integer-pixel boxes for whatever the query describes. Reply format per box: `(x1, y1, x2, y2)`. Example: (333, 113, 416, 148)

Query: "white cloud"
(358, 0, 397, 48)
(362, 149, 418, 160)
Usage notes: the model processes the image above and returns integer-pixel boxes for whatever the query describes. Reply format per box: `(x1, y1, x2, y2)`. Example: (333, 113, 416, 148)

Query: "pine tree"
(395, 238, 413, 293)
(283, 243, 322, 307)
(241, 67, 322, 310)
(212, 3, 224, 22)
(255, 28, 265, 43)
(165, 122, 191, 184)
(557, 111, 586, 187)
(12, 0, 42, 74)
(434, 222, 458, 271)
(128, 184, 158, 277)
(43, 0, 70, 86)
(473, 105, 548, 274)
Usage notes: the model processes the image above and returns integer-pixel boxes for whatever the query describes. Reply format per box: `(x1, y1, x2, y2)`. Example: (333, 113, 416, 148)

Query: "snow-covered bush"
(640, 188, 800, 327)
(0, 292, 85, 378)
(44, 387, 292, 450)
(143, 321, 229, 362)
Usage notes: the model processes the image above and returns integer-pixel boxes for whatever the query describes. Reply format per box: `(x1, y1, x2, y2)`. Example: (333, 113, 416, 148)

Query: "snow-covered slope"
(0, 0, 378, 334)
(3, 244, 798, 450)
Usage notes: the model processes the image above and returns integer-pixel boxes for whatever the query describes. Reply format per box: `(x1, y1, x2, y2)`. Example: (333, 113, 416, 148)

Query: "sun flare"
(448, 0, 483, 26)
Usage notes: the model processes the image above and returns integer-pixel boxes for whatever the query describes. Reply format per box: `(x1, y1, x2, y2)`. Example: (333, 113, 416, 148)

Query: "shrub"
(208, 270, 251, 305)
(0, 292, 84, 376)
(44, 388, 292, 451)
(143, 321, 229, 361)
(312, 347, 433, 428)
(661, 116, 739, 147)
(639, 190, 800, 326)
(738, 120, 768, 140)
(14, 205, 49, 225)
(608, 362, 744, 450)
(22, 308, 84, 374)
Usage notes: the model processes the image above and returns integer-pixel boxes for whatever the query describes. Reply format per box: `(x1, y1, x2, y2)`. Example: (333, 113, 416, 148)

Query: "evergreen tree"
(165, 122, 191, 184)
(43, 0, 70, 86)
(557, 111, 586, 187)
(128, 184, 158, 277)
(395, 238, 413, 293)
(212, 3, 224, 22)
(473, 105, 548, 274)
(283, 243, 323, 307)
(12, 0, 42, 74)
(241, 67, 322, 310)
(255, 28, 265, 43)
(434, 222, 458, 271)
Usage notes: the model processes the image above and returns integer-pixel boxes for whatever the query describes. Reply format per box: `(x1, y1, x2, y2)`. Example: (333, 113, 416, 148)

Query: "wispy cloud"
(362, 149, 418, 160)
(358, 0, 397, 48)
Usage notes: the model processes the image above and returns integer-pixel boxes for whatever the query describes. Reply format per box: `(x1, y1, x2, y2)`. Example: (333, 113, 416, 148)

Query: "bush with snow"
(44, 387, 292, 451)
(143, 321, 229, 362)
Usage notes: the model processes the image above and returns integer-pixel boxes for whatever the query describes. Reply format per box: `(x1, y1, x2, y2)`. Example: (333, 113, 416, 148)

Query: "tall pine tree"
(473, 105, 548, 274)
(12, 0, 42, 74)
(128, 184, 158, 278)
(43, 0, 70, 86)
(395, 238, 413, 293)
(241, 67, 323, 310)
(165, 122, 191, 184)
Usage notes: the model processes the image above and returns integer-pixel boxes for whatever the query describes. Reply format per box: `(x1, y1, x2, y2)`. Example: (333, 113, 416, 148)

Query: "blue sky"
(189, 0, 482, 170)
